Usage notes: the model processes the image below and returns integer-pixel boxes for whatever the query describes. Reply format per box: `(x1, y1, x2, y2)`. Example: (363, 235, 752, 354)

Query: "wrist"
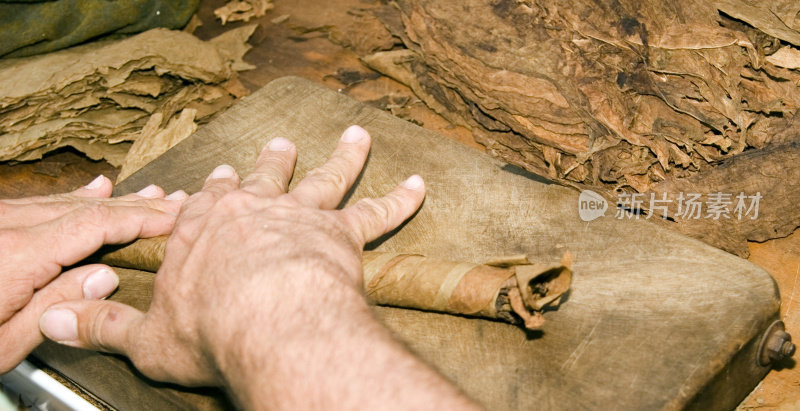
(203, 271, 372, 404)
(203, 272, 478, 410)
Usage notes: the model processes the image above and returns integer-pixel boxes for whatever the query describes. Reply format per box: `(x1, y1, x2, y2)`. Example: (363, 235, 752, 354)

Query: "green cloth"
(0, 0, 199, 58)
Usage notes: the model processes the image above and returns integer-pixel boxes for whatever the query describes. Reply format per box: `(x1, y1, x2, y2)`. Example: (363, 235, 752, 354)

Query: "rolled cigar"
(98, 236, 572, 329)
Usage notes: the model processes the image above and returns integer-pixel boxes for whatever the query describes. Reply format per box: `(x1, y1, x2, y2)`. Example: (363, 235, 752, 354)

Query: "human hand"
(38, 125, 424, 380)
(0, 177, 186, 373)
(39, 126, 476, 409)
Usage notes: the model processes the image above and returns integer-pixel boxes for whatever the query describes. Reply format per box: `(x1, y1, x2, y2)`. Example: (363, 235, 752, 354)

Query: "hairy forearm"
(212, 281, 479, 410)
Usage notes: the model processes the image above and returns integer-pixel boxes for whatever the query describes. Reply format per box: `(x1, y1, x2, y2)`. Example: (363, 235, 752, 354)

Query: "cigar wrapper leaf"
(99, 236, 572, 329)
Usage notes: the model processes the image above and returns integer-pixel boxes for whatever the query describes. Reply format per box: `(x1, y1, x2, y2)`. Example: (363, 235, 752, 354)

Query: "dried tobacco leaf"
(117, 109, 198, 181)
(360, 0, 800, 255)
(0, 26, 254, 170)
(214, 0, 274, 25)
(715, 0, 800, 46)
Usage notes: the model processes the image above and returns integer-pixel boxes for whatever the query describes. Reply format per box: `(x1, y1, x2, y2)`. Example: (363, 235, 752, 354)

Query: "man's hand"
(0, 177, 186, 373)
(39, 126, 479, 410)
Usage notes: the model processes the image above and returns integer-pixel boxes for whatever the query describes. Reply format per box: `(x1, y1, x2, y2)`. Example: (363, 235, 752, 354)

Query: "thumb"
(39, 300, 144, 355)
(40, 300, 217, 386)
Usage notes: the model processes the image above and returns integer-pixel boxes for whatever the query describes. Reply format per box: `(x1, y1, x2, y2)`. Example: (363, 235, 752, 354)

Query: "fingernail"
(40, 309, 78, 342)
(268, 137, 293, 151)
(210, 164, 236, 179)
(402, 175, 424, 190)
(165, 190, 188, 201)
(83, 268, 119, 300)
(341, 125, 368, 143)
(136, 184, 161, 198)
(85, 175, 105, 190)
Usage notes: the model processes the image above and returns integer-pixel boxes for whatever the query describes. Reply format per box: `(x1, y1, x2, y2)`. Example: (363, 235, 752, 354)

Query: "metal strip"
(0, 360, 100, 411)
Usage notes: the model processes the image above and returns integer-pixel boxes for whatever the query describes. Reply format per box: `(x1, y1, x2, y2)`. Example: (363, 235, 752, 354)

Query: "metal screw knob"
(781, 340, 796, 357)
(758, 320, 795, 366)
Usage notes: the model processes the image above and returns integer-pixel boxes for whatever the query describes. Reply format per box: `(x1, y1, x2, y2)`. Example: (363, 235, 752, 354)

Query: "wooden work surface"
(0, 0, 797, 408)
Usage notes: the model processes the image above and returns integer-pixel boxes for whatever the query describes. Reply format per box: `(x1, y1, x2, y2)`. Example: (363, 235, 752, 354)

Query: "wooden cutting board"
(35, 76, 781, 410)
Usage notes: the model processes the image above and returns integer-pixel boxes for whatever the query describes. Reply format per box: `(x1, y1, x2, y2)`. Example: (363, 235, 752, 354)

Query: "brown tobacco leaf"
(214, 0, 274, 25)
(0, 26, 255, 170)
(360, 0, 800, 255)
(117, 109, 198, 182)
(328, 9, 400, 55)
(646, 143, 800, 257)
(767, 46, 800, 69)
(715, 0, 800, 46)
(209, 24, 258, 71)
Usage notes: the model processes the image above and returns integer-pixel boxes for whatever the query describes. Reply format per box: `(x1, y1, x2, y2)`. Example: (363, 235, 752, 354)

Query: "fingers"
(40, 299, 144, 355)
(116, 184, 165, 201)
(0, 176, 114, 229)
(24, 202, 181, 285)
(39, 300, 211, 386)
(340, 175, 426, 244)
(291, 126, 371, 209)
(0, 265, 118, 373)
(164, 190, 190, 201)
(203, 165, 241, 197)
(0, 179, 184, 230)
(113, 186, 187, 204)
(1, 176, 113, 206)
(69, 175, 114, 198)
(240, 138, 297, 197)
(178, 165, 241, 221)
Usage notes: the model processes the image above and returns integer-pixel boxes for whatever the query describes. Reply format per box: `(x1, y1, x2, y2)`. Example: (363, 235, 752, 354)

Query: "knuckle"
(247, 170, 285, 191)
(125, 328, 168, 379)
(332, 148, 360, 164)
(43, 200, 78, 216)
(184, 191, 213, 208)
(1, 275, 34, 313)
(201, 182, 233, 197)
(81, 203, 112, 221)
(357, 198, 391, 232)
(261, 151, 293, 169)
(217, 190, 256, 211)
(129, 346, 159, 376)
(309, 165, 348, 190)
(69, 203, 112, 234)
(263, 174, 286, 190)
(86, 304, 120, 350)
(183, 190, 226, 215)
(170, 223, 197, 245)
(46, 286, 74, 306)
